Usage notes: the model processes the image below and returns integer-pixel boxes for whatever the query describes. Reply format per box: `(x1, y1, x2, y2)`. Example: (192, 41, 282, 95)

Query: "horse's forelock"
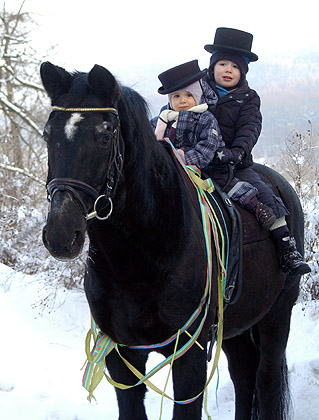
(63, 72, 91, 107)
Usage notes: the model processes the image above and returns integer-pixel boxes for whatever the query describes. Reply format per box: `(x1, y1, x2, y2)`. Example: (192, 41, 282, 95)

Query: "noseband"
(46, 106, 123, 221)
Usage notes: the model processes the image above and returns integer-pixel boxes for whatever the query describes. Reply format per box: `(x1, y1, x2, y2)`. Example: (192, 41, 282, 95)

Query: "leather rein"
(46, 106, 123, 221)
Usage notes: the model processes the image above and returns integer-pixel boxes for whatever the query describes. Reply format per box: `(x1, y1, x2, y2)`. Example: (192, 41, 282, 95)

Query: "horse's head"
(41, 62, 123, 260)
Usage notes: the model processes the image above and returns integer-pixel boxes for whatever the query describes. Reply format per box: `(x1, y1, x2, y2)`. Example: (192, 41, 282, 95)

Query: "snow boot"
(276, 234, 311, 276)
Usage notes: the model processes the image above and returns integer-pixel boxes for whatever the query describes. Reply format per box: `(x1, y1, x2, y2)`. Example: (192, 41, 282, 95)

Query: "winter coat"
(153, 80, 223, 170)
(203, 74, 262, 169)
(203, 74, 288, 218)
(155, 105, 223, 169)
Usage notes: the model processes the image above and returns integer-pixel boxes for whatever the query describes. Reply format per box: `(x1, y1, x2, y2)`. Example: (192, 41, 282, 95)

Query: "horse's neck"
(126, 140, 186, 221)
(89, 140, 190, 261)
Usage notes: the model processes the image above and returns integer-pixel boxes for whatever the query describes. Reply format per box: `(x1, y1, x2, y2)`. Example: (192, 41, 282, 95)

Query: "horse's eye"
(99, 132, 113, 147)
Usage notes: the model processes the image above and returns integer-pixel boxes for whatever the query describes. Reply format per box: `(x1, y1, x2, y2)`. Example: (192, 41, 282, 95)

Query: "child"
(203, 27, 310, 276)
(155, 60, 276, 230)
(155, 60, 221, 169)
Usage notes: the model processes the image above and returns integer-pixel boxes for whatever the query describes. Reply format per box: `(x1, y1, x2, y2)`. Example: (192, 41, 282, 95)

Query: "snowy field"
(0, 262, 318, 420)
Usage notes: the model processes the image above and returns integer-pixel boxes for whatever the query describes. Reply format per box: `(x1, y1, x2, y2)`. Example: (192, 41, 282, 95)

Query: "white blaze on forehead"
(64, 113, 83, 140)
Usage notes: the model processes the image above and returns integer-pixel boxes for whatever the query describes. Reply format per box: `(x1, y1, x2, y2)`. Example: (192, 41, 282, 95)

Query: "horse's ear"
(87, 64, 120, 104)
(40, 61, 73, 101)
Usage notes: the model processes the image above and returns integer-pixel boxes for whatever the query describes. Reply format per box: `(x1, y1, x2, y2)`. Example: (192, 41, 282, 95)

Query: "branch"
(3, 34, 24, 43)
(0, 163, 46, 185)
(0, 91, 43, 137)
(4, 64, 45, 91)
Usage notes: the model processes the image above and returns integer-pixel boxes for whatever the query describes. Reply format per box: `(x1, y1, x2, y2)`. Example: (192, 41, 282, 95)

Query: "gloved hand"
(215, 147, 244, 165)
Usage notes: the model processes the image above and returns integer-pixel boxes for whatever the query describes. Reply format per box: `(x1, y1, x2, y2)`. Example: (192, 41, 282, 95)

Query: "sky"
(9, 0, 319, 71)
(6, 0, 319, 114)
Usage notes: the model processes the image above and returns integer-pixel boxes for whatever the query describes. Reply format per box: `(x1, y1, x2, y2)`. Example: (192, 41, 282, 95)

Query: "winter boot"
(276, 234, 311, 276)
(252, 202, 276, 230)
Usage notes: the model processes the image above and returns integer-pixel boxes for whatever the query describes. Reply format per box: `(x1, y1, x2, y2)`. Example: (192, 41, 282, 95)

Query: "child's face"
(214, 60, 241, 88)
(170, 91, 196, 112)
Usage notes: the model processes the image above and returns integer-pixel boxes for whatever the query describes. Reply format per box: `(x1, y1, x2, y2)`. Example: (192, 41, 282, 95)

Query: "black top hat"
(158, 60, 207, 95)
(204, 27, 258, 62)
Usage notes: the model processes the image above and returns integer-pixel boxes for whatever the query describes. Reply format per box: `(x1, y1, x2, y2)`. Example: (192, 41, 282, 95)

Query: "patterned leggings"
(208, 165, 289, 218)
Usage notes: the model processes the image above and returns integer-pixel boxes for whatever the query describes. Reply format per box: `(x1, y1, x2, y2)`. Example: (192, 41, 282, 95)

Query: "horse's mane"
(116, 85, 183, 227)
(118, 86, 155, 140)
(120, 86, 152, 121)
(117, 85, 160, 166)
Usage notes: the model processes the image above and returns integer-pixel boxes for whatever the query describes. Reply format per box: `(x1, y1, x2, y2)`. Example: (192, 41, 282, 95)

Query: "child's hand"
(176, 149, 186, 164)
(216, 147, 244, 164)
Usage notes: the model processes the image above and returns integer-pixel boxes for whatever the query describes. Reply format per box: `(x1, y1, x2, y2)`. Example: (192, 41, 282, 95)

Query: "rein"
(46, 106, 123, 221)
(82, 139, 227, 414)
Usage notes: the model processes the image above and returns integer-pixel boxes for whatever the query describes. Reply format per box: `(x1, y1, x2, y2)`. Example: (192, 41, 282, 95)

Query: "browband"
(52, 106, 117, 113)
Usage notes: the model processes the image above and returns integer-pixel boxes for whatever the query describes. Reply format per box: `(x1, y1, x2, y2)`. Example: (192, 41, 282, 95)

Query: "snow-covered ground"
(0, 262, 318, 420)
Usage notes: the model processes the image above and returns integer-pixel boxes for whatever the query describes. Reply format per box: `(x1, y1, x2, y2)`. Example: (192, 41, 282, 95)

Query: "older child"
(154, 60, 276, 230)
(203, 27, 310, 276)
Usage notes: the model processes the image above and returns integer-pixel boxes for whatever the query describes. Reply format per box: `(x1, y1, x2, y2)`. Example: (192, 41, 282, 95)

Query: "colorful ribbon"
(82, 137, 228, 414)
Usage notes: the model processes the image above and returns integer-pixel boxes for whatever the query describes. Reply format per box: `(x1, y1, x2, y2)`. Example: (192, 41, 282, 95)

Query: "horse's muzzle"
(42, 224, 85, 260)
(42, 191, 87, 260)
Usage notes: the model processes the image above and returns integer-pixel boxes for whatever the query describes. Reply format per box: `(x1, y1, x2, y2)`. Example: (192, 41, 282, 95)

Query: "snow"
(0, 262, 318, 420)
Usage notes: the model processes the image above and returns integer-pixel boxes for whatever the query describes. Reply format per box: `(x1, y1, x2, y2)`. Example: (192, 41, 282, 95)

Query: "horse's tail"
(276, 355, 292, 420)
(251, 353, 292, 420)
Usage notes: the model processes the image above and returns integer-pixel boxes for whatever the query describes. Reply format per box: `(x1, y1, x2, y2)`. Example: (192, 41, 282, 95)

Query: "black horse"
(40, 62, 303, 420)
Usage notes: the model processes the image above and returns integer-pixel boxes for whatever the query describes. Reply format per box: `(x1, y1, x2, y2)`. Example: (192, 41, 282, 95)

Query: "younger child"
(155, 60, 221, 170)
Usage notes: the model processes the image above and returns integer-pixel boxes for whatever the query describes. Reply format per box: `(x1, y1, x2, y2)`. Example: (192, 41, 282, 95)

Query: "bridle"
(46, 106, 123, 221)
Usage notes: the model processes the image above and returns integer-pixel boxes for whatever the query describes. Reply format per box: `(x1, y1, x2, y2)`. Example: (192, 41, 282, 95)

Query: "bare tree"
(0, 3, 87, 297)
(279, 121, 319, 300)
(0, 2, 48, 276)
(282, 121, 319, 205)
(0, 1, 51, 214)
(0, 1, 48, 170)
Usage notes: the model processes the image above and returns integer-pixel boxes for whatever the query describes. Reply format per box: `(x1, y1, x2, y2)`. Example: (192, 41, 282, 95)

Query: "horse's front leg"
(171, 341, 207, 420)
(105, 348, 149, 420)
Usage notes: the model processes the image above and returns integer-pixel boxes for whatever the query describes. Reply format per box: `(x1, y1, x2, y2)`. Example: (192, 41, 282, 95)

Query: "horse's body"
(41, 62, 302, 420)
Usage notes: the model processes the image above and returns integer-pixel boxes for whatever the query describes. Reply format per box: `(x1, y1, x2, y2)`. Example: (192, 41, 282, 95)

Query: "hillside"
(114, 53, 319, 161)
(249, 55, 319, 158)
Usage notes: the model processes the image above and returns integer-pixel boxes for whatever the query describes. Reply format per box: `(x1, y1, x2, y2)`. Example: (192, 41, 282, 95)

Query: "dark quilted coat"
(203, 74, 262, 169)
